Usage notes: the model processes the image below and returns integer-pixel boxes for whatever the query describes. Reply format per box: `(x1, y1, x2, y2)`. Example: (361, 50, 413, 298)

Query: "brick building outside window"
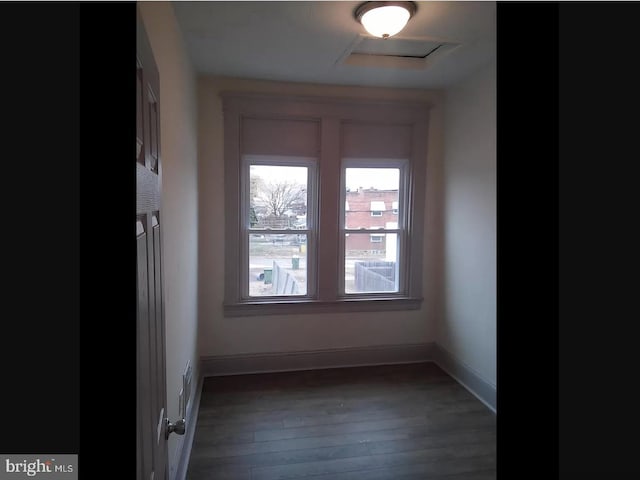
(345, 188, 398, 255)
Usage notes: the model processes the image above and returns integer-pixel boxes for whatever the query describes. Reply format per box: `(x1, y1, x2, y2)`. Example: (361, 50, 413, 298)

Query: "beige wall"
(198, 76, 444, 357)
(439, 61, 496, 386)
(138, 3, 199, 478)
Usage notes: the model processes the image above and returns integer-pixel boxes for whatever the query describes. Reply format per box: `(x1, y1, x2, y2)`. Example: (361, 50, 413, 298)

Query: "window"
(370, 201, 385, 217)
(342, 165, 406, 294)
(222, 93, 429, 316)
(246, 160, 315, 298)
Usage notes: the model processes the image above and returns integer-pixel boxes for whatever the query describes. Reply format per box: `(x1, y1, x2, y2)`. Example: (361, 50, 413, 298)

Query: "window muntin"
(341, 162, 407, 296)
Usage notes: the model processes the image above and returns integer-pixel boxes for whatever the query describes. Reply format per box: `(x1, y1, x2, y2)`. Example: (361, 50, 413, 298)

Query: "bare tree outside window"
(256, 180, 306, 218)
(250, 165, 308, 230)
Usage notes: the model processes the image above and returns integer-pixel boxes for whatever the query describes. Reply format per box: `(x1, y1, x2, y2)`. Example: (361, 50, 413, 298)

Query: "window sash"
(344, 232, 402, 294)
(247, 232, 309, 298)
(240, 155, 317, 300)
(339, 159, 409, 297)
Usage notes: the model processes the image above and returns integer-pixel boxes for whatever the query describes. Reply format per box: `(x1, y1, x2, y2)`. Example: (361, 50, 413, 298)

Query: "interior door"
(137, 9, 168, 480)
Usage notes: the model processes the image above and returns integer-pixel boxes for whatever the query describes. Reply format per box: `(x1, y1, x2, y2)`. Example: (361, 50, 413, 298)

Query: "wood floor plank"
(191, 426, 254, 447)
(197, 388, 474, 426)
(199, 382, 468, 414)
(250, 453, 378, 480)
(190, 442, 370, 468)
(190, 421, 495, 461)
(186, 463, 251, 480)
(368, 442, 497, 469)
(253, 410, 495, 442)
(437, 471, 496, 480)
(195, 417, 284, 432)
(366, 428, 496, 455)
(280, 455, 497, 480)
(190, 427, 413, 459)
(281, 397, 488, 428)
(186, 363, 496, 480)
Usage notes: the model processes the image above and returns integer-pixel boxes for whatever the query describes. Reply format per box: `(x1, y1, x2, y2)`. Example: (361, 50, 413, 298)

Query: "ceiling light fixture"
(355, 1, 417, 39)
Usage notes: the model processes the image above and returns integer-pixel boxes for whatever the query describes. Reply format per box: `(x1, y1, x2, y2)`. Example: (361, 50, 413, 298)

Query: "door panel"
(148, 94, 159, 173)
(137, 8, 167, 480)
(152, 213, 166, 421)
(136, 218, 153, 478)
(136, 66, 144, 165)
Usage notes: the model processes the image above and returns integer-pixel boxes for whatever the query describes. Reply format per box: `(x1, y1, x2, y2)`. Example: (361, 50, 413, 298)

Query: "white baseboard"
(431, 343, 496, 413)
(201, 343, 435, 377)
(173, 369, 204, 480)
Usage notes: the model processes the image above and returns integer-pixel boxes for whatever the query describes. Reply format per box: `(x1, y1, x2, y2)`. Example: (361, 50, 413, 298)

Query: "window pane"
(345, 233, 399, 294)
(249, 234, 307, 296)
(345, 168, 399, 229)
(250, 165, 308, 229)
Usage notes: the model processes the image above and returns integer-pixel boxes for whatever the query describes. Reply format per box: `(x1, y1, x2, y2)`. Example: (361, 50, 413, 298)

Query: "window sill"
(223, 297, 423, 317)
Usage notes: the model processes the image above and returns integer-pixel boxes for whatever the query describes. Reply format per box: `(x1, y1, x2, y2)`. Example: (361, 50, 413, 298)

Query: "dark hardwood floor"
(186, 363, 496, 480)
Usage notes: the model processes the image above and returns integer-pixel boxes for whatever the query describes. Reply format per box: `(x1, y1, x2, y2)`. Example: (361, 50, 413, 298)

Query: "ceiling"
(172, 1, 496, 89)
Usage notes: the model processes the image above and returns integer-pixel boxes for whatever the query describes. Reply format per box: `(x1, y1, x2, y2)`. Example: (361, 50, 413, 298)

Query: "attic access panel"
(338, 34, 460, 70)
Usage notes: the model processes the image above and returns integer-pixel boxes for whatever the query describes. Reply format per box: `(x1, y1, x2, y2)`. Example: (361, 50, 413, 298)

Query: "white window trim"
(370, 211, 383, 217)
(222, 92, 431, 316)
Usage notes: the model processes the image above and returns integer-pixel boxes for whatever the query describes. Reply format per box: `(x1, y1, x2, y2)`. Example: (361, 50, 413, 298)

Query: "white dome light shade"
(361, 6, 410, 38)
(355, 2, 416, 39)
